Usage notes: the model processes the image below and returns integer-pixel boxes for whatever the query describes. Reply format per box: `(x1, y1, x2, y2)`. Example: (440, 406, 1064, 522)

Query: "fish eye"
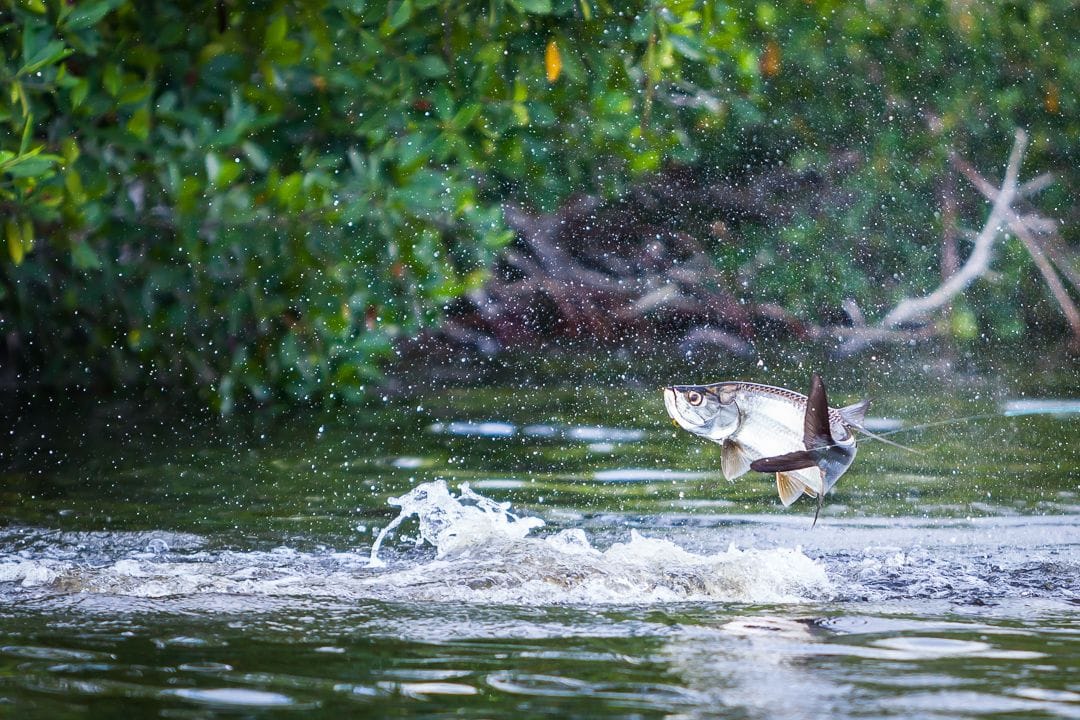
(686, 390, 704, 406)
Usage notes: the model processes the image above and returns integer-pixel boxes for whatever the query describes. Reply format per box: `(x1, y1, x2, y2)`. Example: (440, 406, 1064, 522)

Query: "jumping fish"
(663, 374, 868, 522)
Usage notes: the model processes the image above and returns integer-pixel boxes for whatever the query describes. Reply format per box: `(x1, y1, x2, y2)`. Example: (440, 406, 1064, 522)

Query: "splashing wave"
(0, 481, 832, 606)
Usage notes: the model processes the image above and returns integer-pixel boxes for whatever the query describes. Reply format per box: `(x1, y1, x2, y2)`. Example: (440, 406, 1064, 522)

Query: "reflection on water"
(1000, 398, 1080, 417)
(1, 352, 1078, 718)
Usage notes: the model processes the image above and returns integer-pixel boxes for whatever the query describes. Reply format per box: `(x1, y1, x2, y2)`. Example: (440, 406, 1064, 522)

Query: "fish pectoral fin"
(775, 472, 805, 506)
(750, 451, 817, 473)
(721, 440, 752, 480)
(839, 398, 870, 427)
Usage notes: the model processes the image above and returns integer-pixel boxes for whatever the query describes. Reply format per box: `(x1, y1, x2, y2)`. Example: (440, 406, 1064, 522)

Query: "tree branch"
(878, 129, 1028, 330)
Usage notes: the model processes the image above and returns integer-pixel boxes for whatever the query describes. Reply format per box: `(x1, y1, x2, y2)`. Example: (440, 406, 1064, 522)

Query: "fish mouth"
(663, 387, 700, 432)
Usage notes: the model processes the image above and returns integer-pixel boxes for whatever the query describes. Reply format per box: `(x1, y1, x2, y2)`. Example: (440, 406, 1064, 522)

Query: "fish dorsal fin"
(839, 398, 870, 427)
(803, 373, 832, 450)
(776, 472, 804, 506)
(721, 440, 752, 480)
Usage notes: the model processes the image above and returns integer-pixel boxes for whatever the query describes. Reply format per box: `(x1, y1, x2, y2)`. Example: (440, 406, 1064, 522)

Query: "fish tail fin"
(804, 373, 833, 450)
(839, 398, 870, 427)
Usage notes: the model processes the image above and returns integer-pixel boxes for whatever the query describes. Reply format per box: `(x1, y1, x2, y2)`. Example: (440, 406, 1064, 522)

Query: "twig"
(1035, 233, 1080, 294)
(1013, 224, 1080, 336)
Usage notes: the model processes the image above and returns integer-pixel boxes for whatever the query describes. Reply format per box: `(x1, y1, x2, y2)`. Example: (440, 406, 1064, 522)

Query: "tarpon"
(663, 374, 868, 521)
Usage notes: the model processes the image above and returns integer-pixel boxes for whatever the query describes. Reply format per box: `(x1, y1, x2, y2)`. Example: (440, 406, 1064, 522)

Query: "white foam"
(0, 482, 833, 606)
(361, 481, 830, 604)
(368, 480, 545, 566)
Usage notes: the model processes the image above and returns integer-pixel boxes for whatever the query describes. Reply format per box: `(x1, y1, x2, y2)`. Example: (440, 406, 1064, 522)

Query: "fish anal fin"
(776, 472, 804, 507)
(721, 440, 752, 480)
(803, 373, 832, 450)
(800, 467, 824, 497)
(751, 451, 817, 474)
(839, 398, 870, 428)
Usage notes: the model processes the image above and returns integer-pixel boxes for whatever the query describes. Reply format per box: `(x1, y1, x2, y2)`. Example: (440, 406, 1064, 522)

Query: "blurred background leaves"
(0, 0, 1075, 410)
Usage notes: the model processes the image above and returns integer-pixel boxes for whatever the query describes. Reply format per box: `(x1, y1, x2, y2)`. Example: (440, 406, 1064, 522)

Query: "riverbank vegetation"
(1, 0, 1076, 410)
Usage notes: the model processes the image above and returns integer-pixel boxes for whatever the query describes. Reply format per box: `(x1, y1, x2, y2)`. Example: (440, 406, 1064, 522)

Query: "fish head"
(663, 383, 741, 441)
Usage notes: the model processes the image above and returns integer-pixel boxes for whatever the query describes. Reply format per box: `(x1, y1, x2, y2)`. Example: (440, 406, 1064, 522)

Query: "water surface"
(1, 348, 1077, 718)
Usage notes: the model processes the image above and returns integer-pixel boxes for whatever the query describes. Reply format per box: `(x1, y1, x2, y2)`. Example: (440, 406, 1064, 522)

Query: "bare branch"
(948, 146, 1079, 337)
(1019, 173, 1055, 196)
(879, 129, 1028, 330)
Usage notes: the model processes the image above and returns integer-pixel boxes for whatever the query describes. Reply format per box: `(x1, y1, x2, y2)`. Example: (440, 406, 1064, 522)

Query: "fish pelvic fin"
(750, 450, 817, 474)
(721, 440, 752, 480)
(775, 472, 805, 507)
(839, 398, 870, 427)
(803, 373, 833, 450)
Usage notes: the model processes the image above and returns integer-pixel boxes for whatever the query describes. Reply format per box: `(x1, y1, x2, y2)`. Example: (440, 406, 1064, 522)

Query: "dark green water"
(1, 347, 1077, 718)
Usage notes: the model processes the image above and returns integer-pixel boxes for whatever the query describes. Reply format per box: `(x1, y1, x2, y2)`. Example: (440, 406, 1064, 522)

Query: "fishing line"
(848, 411, 1004, 454)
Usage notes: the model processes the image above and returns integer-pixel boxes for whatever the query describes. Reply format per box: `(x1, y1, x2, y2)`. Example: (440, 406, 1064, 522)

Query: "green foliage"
(1, 0, 518, 409)
(1, 0, 1076, 408)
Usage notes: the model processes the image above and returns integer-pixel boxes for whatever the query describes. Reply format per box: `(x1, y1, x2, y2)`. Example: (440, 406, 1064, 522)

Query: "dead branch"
(951, 149, 1080, 339)
(415, 161, 857, 356)
(878, 129, 1029, 331)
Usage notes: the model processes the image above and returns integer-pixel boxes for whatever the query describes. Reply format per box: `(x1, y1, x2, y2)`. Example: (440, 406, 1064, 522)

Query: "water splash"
(363, 481, 831, 604)
(0, 481, 834, 605)
(368, 480, 545, 566)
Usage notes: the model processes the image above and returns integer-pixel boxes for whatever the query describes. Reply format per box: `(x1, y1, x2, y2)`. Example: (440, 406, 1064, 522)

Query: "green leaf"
(450, 103, 480, 130)
(242, 141, 270, 172)
(213, 158, 242, 188)
(70, 78, 90, 108)
(63, 0, 122, 31)
(432, 86, 454, 120)
(72, 242, 102, 270)
(18, 40, 73, 76)
(337, 0, 367, 13)
(126, 106, 150, 140)
(386, 0, 412, 31)
(415, 55, 449, 78)
(103, 64, 122, 96)
(117, 82, 152, 106)
(19, 114, 33, 155)
(277, 172, 303, 206)
(266, 14, 288, 47)
(509, 0, 552, 14)
(1, 153, 61, 178)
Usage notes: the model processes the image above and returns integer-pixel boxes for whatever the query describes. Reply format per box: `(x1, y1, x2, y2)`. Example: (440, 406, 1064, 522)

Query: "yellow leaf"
(545, 39, 562, 83)
(21, 218, 34, 254)
(6, 220, 24, 265)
